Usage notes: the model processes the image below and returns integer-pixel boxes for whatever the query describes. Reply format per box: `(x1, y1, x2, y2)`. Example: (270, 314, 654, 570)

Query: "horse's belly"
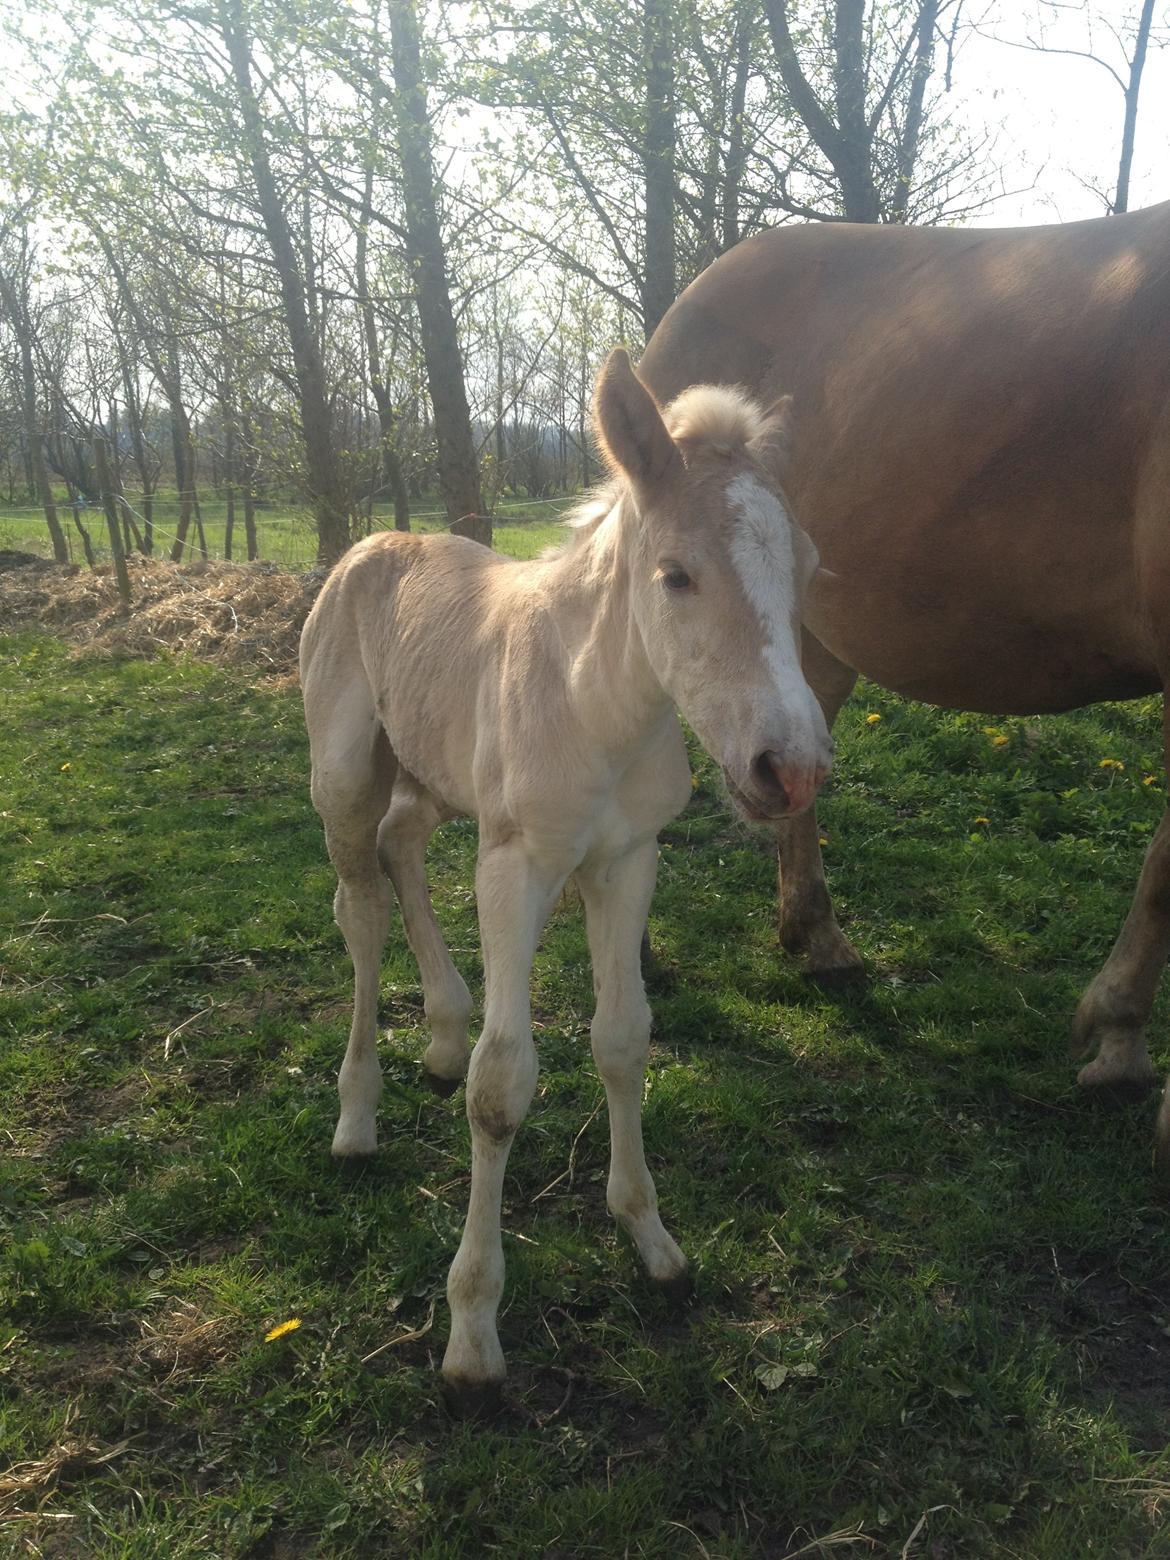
(824, 614, 1160, 715)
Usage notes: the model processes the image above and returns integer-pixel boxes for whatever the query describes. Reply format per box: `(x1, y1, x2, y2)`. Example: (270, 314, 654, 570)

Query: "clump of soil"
(0, 553, 325, 680)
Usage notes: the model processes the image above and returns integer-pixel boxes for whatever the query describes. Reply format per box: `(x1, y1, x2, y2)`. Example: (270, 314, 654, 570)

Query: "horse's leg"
(1070, 782, 1170, 1098)
(442, 839, 570, 1414)
(307, 679, 396, 1159)
(578, 841, 687, 1291)
(777, 635, 862, 975)
(377, 784, 473, 1093)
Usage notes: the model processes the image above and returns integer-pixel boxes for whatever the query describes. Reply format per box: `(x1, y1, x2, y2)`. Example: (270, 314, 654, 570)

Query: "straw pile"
(0, 552, 325, 681)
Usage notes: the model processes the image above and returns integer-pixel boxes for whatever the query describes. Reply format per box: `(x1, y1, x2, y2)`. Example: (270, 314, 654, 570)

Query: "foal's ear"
(747, 393, 793, 483)
(593, 347, 682, 488)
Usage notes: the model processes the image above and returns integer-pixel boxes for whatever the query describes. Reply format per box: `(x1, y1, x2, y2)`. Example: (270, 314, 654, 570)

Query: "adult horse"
(300, 350, 831, 1411)
(638, 201, 1170, 1172)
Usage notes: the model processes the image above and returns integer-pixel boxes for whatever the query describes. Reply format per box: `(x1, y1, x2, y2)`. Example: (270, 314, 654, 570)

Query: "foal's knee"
(466, 1031, 538, 1143)
(591, 996, 652, 1085)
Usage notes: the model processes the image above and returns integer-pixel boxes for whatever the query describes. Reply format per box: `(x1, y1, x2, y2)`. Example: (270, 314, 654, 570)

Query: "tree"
(762, 0, 984, 223)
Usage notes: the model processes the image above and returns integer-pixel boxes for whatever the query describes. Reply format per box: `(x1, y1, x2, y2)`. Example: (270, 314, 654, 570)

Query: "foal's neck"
(541, 498, 670, 751)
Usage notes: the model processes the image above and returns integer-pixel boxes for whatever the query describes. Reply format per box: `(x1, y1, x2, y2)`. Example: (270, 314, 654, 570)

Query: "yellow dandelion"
(1143, 775, 1158, 787)
(1098, 758, 1125, 771)
(982, 726, 1000, 737)
(866, 713, 882, 725)
(818, 836, 828, 847)
(691, 774, 699, 790)
(264, 1317, 302, 1342)
(974, 816, 989, 826)
(991, 735, 1009, 748)
(60, 762, 71, 772)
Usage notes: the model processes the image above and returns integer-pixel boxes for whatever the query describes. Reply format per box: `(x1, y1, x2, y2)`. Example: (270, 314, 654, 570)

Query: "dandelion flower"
(818, 836, 828, 847)
(691, 774, 699, 790)
(866, 713, 882, 725)
(60, 762, 71, 772)
(1099, 759, 1125, 771)
(991, 735, 1009, 748)
(1144, 775, 1158, 787)
(264, 1318, 302, 1342)
(974, 816, 989, 826)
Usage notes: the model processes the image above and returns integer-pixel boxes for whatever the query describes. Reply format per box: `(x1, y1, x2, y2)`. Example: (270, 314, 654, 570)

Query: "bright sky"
(950, 4, 1170, 225)
(1, 3, 1166, 230)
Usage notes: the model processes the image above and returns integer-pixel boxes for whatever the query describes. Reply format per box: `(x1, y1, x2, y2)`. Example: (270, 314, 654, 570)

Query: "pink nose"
(752, 752, 828, 816)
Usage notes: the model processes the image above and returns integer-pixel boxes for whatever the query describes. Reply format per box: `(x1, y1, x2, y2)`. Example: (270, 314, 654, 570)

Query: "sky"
(946, 3, 1170, 225)
(1, 2, 1166, 231)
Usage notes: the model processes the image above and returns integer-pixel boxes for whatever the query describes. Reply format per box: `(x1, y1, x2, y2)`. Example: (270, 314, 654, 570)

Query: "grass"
(0, 493, 572, 570)
(2, 633, 1169, 1558)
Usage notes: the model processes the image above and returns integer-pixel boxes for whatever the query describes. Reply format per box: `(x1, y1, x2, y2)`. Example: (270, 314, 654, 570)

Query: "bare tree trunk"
(642, 0, 676, 337)
(239, 396, 260, 561)
(890, 0, 939, 222)
(356, 104, 411, 532)
(93, 437, 132, 604)
(0, 266, 69, 562)
(721, 11, 753, 252)
(1114, 0, 1156, 215)
(764, 0, 883, 222)
(220, 0, 351, 563)
(388, 0, 488, 545)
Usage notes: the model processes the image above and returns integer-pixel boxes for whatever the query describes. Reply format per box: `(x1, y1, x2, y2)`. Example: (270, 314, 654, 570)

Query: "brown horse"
(638, 200, 1170, 1172)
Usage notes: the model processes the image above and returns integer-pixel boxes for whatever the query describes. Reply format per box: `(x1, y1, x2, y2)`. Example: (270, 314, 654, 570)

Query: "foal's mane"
(550, 383, 775, 557)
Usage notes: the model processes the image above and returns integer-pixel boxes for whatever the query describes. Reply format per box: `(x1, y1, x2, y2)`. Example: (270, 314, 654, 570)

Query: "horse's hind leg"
(377, 783, 473, 1093)
(307, 673, 396, 1158)
(776, 636, 863, 976)
(1071, 694, 1170, 1107)
(1070, 806, 1168, 1098)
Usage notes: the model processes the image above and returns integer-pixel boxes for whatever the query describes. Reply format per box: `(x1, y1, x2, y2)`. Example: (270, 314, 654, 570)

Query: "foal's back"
(301, 529, 563, 819)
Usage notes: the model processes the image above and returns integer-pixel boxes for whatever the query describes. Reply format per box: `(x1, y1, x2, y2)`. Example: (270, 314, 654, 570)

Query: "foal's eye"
(661, 566, 693, 592)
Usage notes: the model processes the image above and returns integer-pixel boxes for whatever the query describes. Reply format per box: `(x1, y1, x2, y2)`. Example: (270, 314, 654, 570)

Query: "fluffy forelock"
(547, 383, 774, 556)
(662, 383, 770, 454)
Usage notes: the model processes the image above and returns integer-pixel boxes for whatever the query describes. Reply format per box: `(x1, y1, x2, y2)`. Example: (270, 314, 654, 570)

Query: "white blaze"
(726, 472, 816, 740)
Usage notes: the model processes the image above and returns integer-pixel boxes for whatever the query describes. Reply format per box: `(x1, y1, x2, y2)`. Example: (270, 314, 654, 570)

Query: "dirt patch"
(0, 555, 325, 680)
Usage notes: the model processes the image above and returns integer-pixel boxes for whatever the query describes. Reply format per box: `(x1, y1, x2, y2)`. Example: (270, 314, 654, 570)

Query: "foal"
(300, 348, 832, 1410)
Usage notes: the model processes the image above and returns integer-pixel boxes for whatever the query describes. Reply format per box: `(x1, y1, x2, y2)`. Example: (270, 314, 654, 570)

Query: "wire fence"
(0, 492, 580, 570)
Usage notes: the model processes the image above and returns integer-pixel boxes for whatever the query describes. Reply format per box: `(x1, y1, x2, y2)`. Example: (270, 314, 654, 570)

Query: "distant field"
(0, 492, 575, 568)
(2, 631, 1168, 1557)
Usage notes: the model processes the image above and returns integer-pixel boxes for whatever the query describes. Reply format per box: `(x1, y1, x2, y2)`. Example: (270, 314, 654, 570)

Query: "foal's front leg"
(441, 838, 570, 1414)
(578, 841, 688, 1291)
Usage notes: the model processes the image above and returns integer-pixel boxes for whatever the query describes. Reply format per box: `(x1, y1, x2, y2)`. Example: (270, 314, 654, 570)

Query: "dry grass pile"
(0, 552, 323, 679)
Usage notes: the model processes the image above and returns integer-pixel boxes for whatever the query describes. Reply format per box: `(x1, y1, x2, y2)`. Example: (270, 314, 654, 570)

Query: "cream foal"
(299, 348, 832, 1412)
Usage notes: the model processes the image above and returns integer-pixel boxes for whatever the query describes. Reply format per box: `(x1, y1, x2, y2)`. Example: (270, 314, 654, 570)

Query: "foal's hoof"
(422, 1068, 463, 1099)
(651, 1264, 693, 1304)
(441, 1375, 505, 1421)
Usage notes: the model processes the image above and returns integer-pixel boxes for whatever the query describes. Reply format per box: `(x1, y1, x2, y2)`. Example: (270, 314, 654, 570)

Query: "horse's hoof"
(651, 1264, 693, 1304)
(441, 1374, 505, 1421)
(422, 1068, 463, 1099)
(1076, 1053, 1159, 1100)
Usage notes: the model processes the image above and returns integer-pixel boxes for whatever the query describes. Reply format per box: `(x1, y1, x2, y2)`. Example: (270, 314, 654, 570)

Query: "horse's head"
(594, 347, 832, 820)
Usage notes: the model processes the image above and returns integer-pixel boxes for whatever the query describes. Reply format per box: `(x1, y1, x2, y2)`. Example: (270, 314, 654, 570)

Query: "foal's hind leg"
(377, 782, 473, 1093)
(307, 684, 396, 1158)
(777, 636, 863, 976)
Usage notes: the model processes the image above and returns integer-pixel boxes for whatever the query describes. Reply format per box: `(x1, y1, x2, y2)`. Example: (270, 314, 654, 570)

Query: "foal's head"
(594, 348, 832, 819)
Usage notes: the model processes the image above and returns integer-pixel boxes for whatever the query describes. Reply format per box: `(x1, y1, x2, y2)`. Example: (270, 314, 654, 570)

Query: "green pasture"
(0, 494, 571, 569)
(2, 632, 1169, 1557)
